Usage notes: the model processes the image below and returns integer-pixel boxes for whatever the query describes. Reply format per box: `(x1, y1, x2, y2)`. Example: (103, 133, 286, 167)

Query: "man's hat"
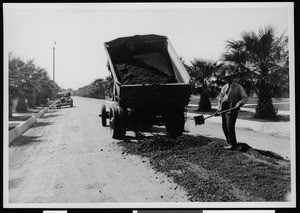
(223, 68, 238, 78)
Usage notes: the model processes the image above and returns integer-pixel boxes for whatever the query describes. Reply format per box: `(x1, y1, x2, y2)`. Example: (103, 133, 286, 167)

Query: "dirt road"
(9, 96, 189, 203)
(8, 96, 292, 204)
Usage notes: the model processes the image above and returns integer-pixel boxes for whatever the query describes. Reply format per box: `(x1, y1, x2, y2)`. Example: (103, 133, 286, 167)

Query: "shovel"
(194, 106, 239, 125)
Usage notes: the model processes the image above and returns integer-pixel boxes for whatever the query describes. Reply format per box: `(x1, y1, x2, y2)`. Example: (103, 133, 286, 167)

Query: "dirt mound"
(119, 134, 291, 202)
(116, 62, 176, 85)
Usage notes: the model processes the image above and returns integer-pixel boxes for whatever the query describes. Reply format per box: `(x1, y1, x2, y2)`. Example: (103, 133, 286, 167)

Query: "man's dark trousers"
(221, 111, 238, 146)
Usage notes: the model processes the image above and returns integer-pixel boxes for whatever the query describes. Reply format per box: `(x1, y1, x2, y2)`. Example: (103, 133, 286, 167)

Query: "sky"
(4, 3, 293, 90)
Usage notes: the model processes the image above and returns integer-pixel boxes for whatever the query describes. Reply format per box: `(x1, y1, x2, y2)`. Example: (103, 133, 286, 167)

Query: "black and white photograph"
(3, 2, 295, 209)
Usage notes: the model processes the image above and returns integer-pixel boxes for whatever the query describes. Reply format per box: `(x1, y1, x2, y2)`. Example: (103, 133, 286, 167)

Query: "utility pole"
(53, 41, 56, 82)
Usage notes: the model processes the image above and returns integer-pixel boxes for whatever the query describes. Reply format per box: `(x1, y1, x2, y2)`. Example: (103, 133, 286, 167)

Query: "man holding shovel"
(216, 68, 247, 150)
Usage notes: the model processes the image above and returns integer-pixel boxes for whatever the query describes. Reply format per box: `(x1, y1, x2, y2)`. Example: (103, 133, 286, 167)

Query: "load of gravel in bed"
(116, 60, 176, 85)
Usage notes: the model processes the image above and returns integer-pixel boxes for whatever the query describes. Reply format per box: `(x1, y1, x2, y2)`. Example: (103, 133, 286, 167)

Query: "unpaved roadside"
(119, 134, 291, 202)
(9, 97, 189, 203)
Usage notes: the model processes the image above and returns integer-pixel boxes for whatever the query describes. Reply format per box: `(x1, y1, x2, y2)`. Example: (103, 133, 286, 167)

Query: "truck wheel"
(109, 106, 126, 139)
(101, 104, 107, 127)
(165, 107, 185, 138)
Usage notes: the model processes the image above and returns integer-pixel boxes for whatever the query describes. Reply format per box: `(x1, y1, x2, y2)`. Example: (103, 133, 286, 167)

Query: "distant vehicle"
(56, 91, 73, 109)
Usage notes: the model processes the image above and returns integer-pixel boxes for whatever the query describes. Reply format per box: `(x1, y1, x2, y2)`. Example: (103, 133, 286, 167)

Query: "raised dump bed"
(101, 34, 191, 139)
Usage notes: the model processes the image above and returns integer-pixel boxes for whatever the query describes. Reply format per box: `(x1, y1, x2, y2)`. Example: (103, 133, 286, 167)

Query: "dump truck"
(101, 34, 191, 139)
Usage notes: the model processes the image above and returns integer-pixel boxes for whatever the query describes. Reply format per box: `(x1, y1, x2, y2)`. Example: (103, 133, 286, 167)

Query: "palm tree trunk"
(254, 85, 277, 119)
(198, 91, 211, 112)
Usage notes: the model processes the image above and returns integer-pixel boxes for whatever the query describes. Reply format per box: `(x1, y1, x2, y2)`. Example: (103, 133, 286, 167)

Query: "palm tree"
(9, 53, 61, 114)
(188, 58, 220, 112)
(9, 55, 28, 113)
(222, 26, 289, 119)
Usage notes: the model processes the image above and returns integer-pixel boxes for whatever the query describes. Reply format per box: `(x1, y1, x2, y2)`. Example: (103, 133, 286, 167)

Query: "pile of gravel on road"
(116, 62, 175, 85)
(119, 134, 291, 202)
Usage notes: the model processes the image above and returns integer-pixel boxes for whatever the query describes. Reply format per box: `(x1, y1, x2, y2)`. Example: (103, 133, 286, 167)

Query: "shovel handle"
(204, 114, 215, 120)
(214, 106, 240, 116)
(197, 106, 240, 123)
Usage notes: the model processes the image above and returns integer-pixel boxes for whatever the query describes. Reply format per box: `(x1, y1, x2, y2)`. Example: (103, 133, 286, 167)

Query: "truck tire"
(165, 107, 185, 138)
(109, 106, 126, 139)
(101, 104, 107, 127)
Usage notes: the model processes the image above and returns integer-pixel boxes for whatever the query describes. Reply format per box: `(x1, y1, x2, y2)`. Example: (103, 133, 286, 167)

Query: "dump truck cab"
(56, 91, 73, 109)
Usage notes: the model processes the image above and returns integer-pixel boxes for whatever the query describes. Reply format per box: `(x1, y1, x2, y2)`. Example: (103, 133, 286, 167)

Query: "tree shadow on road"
(30, 121, 53, 128)
(9, 136, 42, 147)
(40, 113, 63, 119)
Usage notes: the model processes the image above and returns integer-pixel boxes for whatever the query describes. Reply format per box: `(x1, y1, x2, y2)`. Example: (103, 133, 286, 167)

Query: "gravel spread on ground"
(118, 134, 291, 202)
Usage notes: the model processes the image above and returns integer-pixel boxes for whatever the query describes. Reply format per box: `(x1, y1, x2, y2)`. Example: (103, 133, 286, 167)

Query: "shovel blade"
(194, 115, 205, 125)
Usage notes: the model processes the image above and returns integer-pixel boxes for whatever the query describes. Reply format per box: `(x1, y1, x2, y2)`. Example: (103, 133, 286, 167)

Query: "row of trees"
(9, 52, 61, 117)
(75, 26, 289, 120)
(186, 26, 289, 119)
(73, 76, 113, 99)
